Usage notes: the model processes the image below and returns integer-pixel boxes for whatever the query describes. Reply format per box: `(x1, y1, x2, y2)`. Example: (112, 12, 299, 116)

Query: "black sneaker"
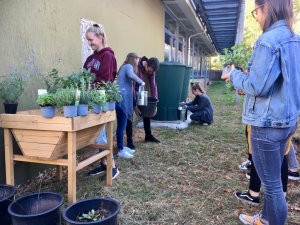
(112, 167, 120, 180)
(235, 191, 260, 206)
(87, 164, 106, 176)
(145, 135, 160, 143)
(288, 170, 300, 181)
(127, 142, 136, 150)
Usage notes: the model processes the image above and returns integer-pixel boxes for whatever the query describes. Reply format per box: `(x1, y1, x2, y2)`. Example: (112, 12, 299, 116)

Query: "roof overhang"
(162, 0, 217, 56)
(193, 0, 242, 52)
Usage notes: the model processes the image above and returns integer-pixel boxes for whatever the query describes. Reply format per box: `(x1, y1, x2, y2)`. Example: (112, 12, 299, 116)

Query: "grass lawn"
(17, 81, 300, 224)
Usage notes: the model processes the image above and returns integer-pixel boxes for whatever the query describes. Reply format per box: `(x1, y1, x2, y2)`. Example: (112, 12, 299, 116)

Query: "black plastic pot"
(63, 197, 120, 225)
(8, 192, 64, 225)
(4, 103, 18, 114)
(138, 97, 158, 118)
(0, 184, 16, 225)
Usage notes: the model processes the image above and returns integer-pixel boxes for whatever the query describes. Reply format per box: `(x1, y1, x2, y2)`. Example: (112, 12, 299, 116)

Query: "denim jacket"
(230, 20, 300, 128)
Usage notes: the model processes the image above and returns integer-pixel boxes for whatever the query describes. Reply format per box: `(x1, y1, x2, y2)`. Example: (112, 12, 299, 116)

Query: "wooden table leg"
(106, 121, 113, 186)
(4, 129, 14, 185)
(67, 132, 76, 204)
(56, 165, 63, 181)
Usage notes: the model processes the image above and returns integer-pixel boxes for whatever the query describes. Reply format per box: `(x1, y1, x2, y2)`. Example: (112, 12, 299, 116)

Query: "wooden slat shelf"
(0, 109, 116, 203)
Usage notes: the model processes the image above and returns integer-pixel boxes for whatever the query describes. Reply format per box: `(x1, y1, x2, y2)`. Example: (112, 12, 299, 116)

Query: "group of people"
(83, 23, 161, 178)
(82, 0, 300, 223)
(222, 0, 300, 224)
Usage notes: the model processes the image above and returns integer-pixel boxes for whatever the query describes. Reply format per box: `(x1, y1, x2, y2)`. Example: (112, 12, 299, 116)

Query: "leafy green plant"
(63, 70, 95, 88)
(91, 89, 106, 107)
(77, 209, 111, 222)
(0, 74, 25, 104)
(220, 42, 252, 69)
(102, 82, 122, 102)
(54, 87, 77, 107)
(36, 93, 55, 106)
(42, 69, 64, 93)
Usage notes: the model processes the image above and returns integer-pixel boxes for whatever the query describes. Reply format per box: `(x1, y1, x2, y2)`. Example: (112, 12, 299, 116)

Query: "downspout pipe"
(188, 32, 204, 66)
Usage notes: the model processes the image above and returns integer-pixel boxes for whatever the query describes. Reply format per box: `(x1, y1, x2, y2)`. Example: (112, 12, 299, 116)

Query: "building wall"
(0, 0, 165, 183)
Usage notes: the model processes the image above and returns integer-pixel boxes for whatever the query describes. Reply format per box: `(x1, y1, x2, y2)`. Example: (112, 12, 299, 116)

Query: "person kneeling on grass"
(181, 83, 213, 125)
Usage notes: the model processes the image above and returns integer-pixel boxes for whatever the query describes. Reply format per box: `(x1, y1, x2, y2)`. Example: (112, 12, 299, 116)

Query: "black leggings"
(126, 117, 152, 142)
(249, 154, 288, 193)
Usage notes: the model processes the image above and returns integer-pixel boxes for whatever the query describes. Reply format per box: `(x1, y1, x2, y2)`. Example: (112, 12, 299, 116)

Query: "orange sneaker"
(239, 213, 268, 225)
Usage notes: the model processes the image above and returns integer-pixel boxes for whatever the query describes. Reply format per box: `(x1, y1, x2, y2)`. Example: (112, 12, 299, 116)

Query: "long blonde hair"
(86, 23, 108, 47)
(121, 52, 139, 74)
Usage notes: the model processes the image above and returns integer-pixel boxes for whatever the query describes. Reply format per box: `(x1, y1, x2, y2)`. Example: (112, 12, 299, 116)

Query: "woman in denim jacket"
(222, 0, 300, 224)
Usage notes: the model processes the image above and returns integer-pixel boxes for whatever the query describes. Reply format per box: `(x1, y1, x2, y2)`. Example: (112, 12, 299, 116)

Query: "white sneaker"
(117, 149, 134, 158)
(238, 159, 251, 171)
(123, 147, 135, 154)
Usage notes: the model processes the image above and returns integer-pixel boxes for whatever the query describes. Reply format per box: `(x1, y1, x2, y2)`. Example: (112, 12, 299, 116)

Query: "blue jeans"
(116, 105, 127, 150)
(251, 124, 297, 225)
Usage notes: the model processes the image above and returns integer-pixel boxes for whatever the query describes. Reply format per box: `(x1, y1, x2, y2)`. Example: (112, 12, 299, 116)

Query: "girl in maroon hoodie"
(84, 24, 117, 83)
(84, 24, 119, 179)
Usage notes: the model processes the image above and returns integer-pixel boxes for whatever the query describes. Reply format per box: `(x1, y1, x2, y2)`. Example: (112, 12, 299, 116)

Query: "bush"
(0, 74, 25, 104)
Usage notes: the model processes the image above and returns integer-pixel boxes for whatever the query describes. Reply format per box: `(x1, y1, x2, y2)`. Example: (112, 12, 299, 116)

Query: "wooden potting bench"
(0, 109, 116, 203)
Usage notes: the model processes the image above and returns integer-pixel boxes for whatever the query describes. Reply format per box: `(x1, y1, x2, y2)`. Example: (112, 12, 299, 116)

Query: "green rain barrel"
(181, 66, 192, 102)
(154, 62, 185, 121)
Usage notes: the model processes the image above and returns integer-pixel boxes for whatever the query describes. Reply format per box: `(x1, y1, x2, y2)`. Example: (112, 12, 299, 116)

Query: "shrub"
(0, 74, 25, 104)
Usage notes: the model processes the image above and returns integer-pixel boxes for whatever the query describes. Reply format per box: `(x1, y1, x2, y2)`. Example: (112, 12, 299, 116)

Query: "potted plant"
(0, 184, 16, 225)
(91, 89, 106, 114)
(37, 93, 56, 118)
(0, 74, 24, 114)
(8, 192, 64, 225)
(103, 82, 122, 111)
(54, 87, 78, 117)
(77, 77, 93, 117)
(78, 89, 92, 116)
(63, 197, 120, 225)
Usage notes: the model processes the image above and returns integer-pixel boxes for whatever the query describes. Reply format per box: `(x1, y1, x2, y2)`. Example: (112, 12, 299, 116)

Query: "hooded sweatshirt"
(83, 47, 117, 83)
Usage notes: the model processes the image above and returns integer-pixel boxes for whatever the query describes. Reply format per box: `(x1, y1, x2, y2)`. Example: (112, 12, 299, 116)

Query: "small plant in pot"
(103, 82, 122, 111)
(91, 89, 106, 114)
(63, 197, 120, 225)
(77, 77, 93, 117)
(36, 93, 56, 118)
(0, 74, 24, 114)
(54, 87, 78, 118)
(78, 89, 92, 116)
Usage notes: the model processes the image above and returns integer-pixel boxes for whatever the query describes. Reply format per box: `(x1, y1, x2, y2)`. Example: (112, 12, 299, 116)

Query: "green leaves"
(54, 87, 77, 107)
(102, 82, 123, 102)
(36, 93, 55, 106)
(0, 74, 25, 104)
(220, 42, 252, 69)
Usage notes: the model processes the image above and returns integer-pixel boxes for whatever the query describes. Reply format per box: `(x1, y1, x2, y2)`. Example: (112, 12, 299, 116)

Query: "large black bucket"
(0, 184, 16, 225)
(8, 192, 64, 225)
(63, 197, 120, 225)
(138, 97, 158, 118)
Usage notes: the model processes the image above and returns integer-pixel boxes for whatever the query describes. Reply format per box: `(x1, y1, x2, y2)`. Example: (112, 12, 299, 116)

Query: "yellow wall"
(0, 0, 164, 183)
(0, 0, 165, 110)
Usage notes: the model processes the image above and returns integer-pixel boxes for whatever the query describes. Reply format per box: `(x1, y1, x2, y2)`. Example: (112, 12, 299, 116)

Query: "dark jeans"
(251, 124, 297, 225)
(126, 117, 152, 142)
(190, 110, 212, 124)
(116, 105, 127, 150)
(248, 154, 288, 193)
